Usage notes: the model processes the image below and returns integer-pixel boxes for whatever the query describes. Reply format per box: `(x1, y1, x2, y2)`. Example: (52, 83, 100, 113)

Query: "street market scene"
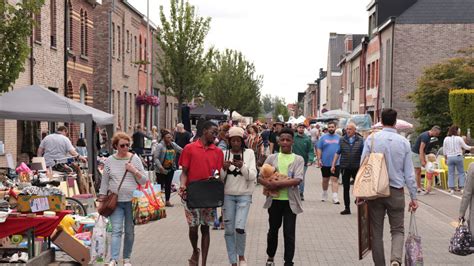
(0, 0, 473, 265)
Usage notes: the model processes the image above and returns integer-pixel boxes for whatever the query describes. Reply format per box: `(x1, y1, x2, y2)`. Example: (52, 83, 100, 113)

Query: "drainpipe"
(361, 39, 367, 114)
(390, 22, 395, 108)
(108, 0, 115, 113)
(376, 33, 382, 122)
(64, 0, 68, 96)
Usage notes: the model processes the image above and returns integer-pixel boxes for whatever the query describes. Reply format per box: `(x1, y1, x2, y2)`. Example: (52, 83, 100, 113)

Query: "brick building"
(66, 0, 98, 143)
(326, 33, 345, 111)
(94, 0, 148, 135)
(0, 0, 66, 167)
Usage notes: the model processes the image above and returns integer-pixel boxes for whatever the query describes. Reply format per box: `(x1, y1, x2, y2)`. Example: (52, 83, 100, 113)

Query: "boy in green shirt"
(259, 127, 305, 266)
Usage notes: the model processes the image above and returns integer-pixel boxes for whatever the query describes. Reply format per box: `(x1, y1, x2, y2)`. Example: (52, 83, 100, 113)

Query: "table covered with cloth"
(0, 210, 71, 239)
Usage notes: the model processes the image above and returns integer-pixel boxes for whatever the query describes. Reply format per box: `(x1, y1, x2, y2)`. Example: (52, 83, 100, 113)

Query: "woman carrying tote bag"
(98, 132, 147, 266)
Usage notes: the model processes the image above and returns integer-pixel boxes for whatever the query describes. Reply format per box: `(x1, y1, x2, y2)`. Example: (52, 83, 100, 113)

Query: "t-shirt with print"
(411, 131, 430, 154)
(162, 145, 177, 169)
(317, 134, 341, 167)
(273, 153, 295, 201)
(39, 133, 75, 167)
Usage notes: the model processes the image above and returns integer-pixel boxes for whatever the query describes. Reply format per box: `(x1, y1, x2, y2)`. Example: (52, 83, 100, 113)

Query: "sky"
(128, 0, 369, 103)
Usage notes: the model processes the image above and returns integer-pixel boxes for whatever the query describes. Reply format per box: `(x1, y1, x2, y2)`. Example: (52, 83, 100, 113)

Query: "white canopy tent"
(0, 85, 114, 173)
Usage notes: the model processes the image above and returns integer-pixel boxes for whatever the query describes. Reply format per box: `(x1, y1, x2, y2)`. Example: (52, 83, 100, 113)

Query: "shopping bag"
(90, 216, 107, 263)
(132, 181, 166, 225)
(449, 218, 472, 256)
(405, 212, 423, 265)
(186, 177, 224, 208)
(353, 133, 390, 200)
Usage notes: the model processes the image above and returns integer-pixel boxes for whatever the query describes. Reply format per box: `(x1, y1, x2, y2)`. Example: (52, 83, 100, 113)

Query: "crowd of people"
(50, 108, 470, 266)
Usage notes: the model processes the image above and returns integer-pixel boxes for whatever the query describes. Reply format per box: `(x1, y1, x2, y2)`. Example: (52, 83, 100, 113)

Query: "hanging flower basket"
(136, 94, 160, 106)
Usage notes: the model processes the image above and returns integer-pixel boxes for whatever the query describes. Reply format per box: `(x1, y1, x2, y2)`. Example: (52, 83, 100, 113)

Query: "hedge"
(449, 89, 474, 135)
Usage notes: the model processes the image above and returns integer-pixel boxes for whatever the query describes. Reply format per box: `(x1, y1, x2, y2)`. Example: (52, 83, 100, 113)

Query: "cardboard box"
(51, 229, 90, 265)
(16, 195, 65, 213)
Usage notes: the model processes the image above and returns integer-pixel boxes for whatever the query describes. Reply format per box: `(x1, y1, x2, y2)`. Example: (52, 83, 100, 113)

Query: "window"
(144, 38, 147, 62)
(112, 23, 115, 57)
(84, 11, 88, 56)
(126, 30, 130, 52)
(117, 90, 121, 124)
(134, 36, 137, 62)
(367, 64, 371, 90)
(117, 26, 121, 60)
(123, 91, 128, 130)
(139, 35, 142, 61)
(67, 2, 73, 50)
(129, 92, 132, 126)
(34, 12, 41, 42)
(80, 9, 85, 55)
(50, 0, 57, 47)
(111, 89, 115, 114)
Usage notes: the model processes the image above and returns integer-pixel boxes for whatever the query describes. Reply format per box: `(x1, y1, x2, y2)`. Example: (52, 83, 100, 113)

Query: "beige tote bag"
(353, 133, 390, 200)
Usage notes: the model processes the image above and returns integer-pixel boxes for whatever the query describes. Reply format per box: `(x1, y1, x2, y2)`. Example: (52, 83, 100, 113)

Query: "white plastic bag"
(90, 216, 107, 263)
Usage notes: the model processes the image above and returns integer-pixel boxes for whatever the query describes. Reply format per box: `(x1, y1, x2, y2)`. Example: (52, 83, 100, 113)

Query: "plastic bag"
(90, 216, 107, 263)
(132, 181, 166, 225)
(405, 212, 423, 265)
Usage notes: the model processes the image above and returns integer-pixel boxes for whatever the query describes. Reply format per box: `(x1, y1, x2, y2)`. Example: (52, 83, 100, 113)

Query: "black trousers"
(342, 168, 359, 210)
(267, 200, 297, 266)
(157, 170, 174, 201)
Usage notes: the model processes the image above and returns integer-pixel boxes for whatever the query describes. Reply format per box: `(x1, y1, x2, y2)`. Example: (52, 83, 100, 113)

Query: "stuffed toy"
(260, 164, 290, 197)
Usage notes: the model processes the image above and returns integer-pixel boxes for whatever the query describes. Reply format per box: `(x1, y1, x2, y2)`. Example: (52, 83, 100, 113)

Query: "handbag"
(405, 212, 423, 265)
(132, 181, 166, 225)
(97, 156, 133, 217)
(449, 218, 472, 256)
(186, 177, 224, 208)
(353, 133, 390, 200)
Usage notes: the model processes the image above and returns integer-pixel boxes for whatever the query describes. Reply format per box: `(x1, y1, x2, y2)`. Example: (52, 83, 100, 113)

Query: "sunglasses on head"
(119, 143, 130, 148)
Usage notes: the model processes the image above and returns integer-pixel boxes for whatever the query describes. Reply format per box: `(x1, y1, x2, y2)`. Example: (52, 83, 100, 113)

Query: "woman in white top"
(443, 125, 473, 194)
(220, 127, 257, 266)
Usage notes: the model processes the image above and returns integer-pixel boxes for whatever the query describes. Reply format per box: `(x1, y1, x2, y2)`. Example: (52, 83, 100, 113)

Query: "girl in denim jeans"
(99, 132, 147, 266)
(220, 127, 257, 266)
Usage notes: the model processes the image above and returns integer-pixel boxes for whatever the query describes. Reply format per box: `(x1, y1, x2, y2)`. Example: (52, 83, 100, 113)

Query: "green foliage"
(203, 49, 263, 119)
(409, 48, 474, 135)
(273, 97, 289, 122)
(261, 94, 274, 114)
(449, 89, 474, 135)
(155, 0, 211, 120)
(0, 0, 44, 92)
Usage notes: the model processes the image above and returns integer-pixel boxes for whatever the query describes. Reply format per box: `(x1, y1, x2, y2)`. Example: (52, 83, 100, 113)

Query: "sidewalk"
(129, 165, 472, 265)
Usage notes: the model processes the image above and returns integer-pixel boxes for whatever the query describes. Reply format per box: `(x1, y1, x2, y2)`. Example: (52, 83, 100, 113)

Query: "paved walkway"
(127, 165, 471, 265)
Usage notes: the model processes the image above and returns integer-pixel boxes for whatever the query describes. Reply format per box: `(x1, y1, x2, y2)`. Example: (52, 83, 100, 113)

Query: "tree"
(409, 48, 474, 134)
(273, 97, 289, 122)
(261, 94, 274, 114)
(155, 0, 211, 121)
(203, 49, 263, 118)
(449, 89, 474, 135)
(0, 0, 44, 92)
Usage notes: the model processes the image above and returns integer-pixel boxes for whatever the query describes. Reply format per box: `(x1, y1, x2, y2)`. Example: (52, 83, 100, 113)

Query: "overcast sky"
(128, 0, 369, 103)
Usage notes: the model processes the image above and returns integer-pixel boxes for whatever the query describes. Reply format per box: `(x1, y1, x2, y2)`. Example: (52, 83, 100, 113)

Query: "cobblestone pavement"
(123, 165, 472, 265)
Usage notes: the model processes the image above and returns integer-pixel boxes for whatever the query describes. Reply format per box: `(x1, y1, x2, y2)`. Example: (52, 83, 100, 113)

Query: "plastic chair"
(436, 157, 448, 190)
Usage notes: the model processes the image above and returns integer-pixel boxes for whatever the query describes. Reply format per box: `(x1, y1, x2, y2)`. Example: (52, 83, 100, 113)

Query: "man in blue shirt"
(360, 108, 418, 266)
(317, 121, 341, 204)
(411, 125, 441, 192)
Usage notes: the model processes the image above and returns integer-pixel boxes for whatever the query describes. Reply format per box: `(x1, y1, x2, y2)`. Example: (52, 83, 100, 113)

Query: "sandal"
(188, 248, 200, 266)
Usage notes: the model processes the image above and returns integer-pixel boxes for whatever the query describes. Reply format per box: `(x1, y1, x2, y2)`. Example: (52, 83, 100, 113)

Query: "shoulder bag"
(97, 156, 134, 217)
(353, 133, 390, 200)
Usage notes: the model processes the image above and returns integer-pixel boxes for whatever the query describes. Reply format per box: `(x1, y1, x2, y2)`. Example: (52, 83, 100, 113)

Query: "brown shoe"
(165, 201, 174, 207)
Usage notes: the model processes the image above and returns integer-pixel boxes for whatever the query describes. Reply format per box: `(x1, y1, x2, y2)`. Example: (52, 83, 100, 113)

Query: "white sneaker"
(461, 189, 464, 194)
(449, 189, 455, 195)
(18, 252, 28, 263)
(333, 195, 340, 204)
(124, 259, 132, 266)
(321, 191, 328, 202)
(9, 253, 19, 263)
(108, 260, 117, 266)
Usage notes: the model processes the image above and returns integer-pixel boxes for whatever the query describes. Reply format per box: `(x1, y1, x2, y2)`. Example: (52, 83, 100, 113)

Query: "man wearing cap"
(292, 123, 315, 201)
(269, 122, 284, 154)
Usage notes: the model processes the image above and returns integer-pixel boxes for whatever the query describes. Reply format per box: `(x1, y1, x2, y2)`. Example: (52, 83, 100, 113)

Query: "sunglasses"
(119, 143, 130, 148)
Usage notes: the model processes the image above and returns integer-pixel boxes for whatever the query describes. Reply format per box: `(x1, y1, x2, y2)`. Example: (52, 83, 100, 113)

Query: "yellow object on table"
(464, 156, 474, 170)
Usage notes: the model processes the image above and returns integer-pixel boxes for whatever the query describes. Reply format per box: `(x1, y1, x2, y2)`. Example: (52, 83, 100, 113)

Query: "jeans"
(158, 170, 175, 201)
(267, 200, 297, 266)
(368, 188, 405, 265)
(341, 168, 358, 210)
(447, 155, 465, 189)
(110, 201, 135, 261)
(298, 166, 308, 194)
(223, 195, 252, 264)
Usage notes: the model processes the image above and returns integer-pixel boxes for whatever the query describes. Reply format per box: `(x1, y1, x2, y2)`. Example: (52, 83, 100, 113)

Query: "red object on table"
(0, 210, 71, 239)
